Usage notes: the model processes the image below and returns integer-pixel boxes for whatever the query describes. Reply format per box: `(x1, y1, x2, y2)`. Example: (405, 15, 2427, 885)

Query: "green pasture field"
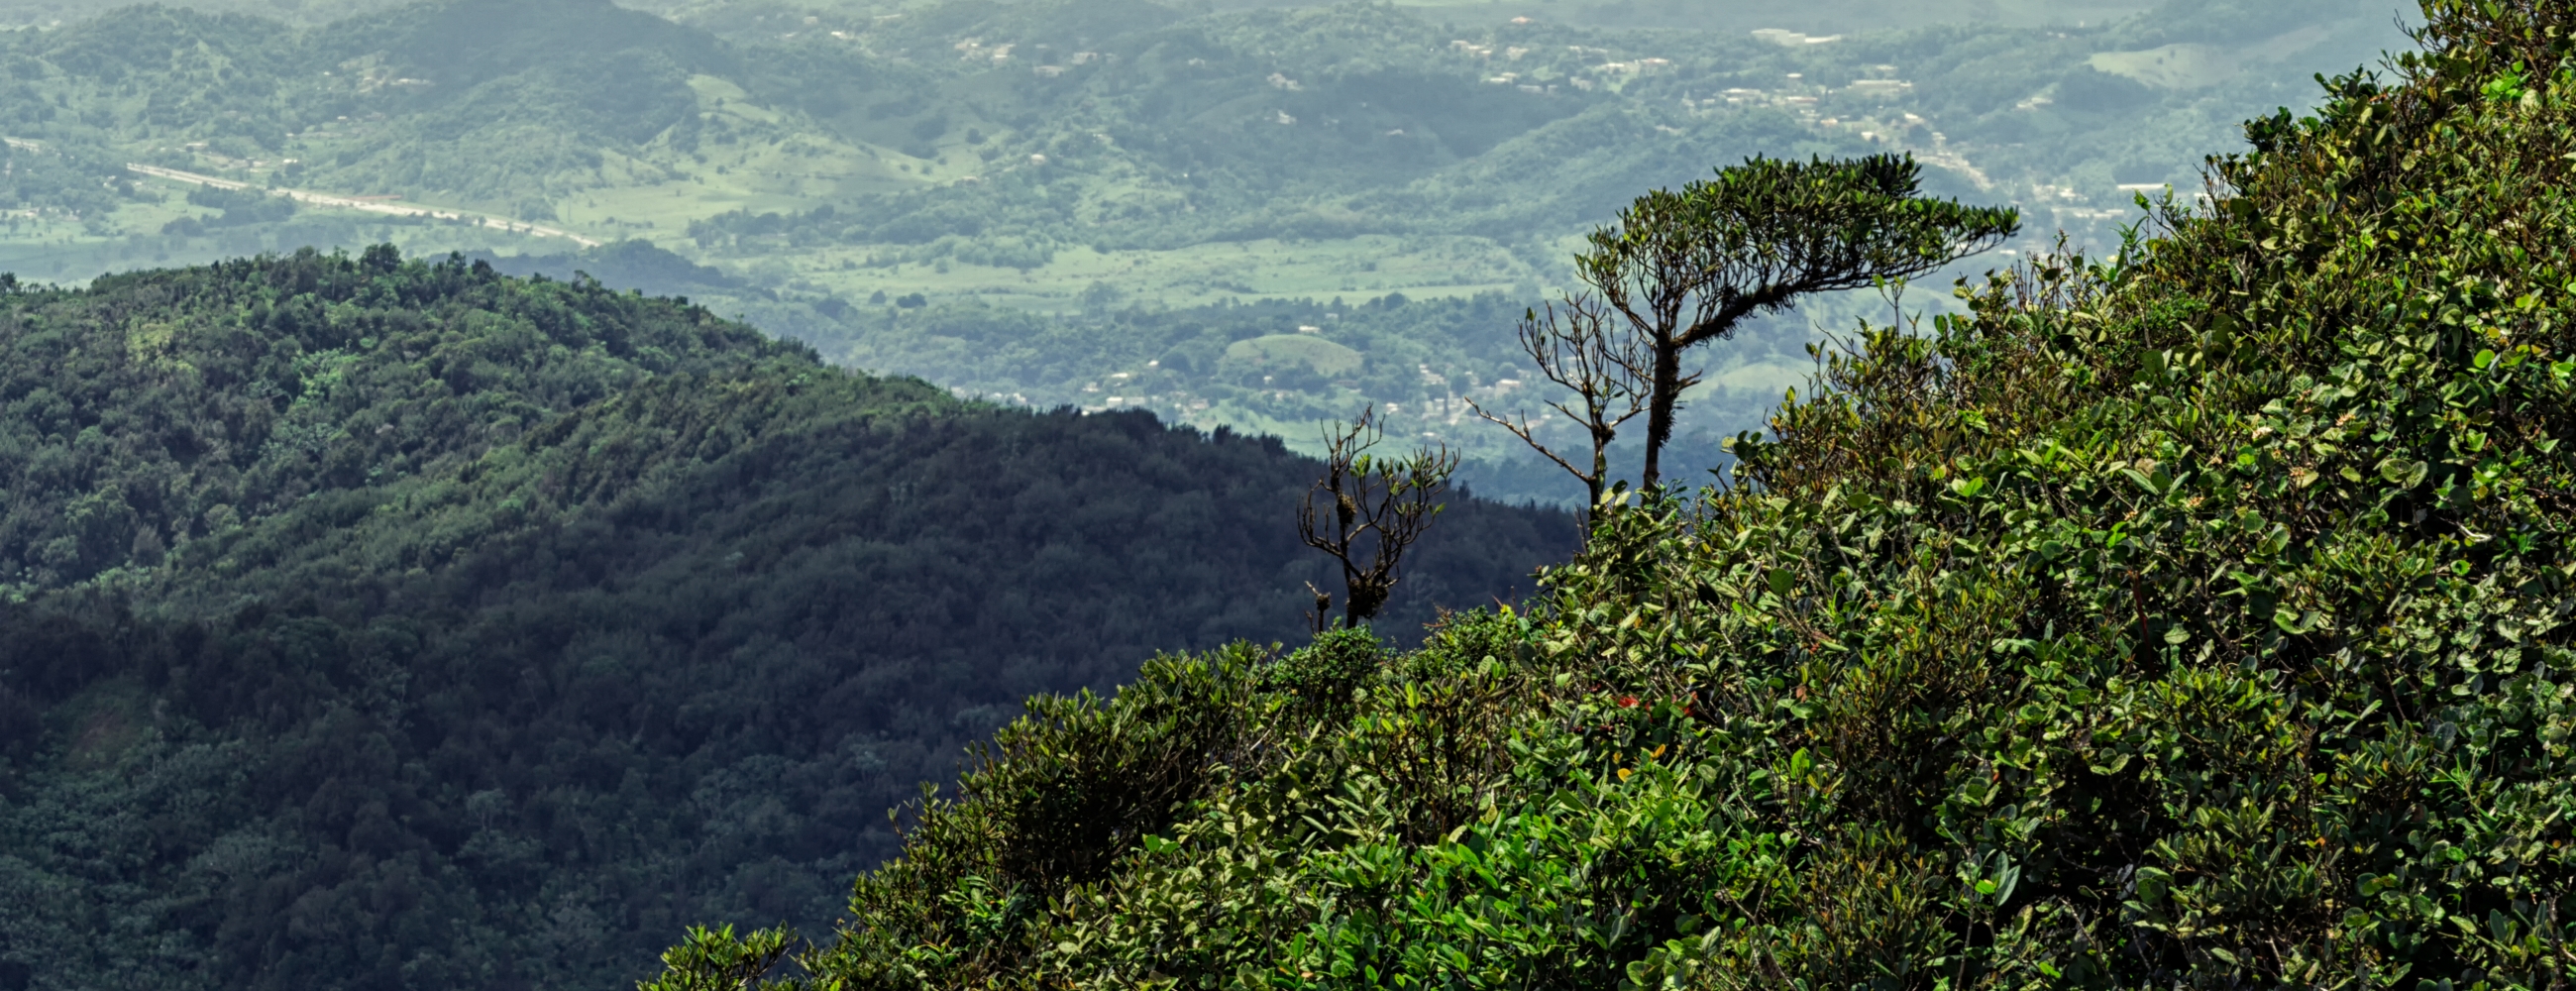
(0, 178, 598, 284)
(1226, 333, 1365, 375)
(783, 235, 1546, 310)
(30, 147, 1565, 314)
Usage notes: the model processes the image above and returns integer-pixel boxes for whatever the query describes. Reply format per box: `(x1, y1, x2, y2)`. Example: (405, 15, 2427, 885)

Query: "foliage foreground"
(657, 2, 2576, 987)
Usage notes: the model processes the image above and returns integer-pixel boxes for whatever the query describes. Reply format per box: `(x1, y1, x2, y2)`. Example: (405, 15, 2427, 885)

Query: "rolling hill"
(0, 246, 1572, 990)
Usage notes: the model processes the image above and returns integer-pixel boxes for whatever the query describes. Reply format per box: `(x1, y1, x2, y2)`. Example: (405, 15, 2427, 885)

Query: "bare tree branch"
(1467, 294, 1676, 515)
(1297, 406, 1459, 627)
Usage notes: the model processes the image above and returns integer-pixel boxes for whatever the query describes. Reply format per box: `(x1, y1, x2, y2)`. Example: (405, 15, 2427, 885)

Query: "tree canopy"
(1578, 153, 2019, 487)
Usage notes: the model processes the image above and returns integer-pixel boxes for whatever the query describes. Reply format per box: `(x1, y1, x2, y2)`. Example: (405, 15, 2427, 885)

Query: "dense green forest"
(0, 247, 1572, 990)
(0, 0, 2411, 479)
(648, 1, 2576, 988)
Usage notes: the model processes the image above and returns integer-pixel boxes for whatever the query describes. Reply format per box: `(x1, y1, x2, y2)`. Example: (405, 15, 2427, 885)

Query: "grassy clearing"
(84, 53, 1582, 310)
(46, 161, 1559, 307)
(544, 77, 985, 234)
(1227, 333, 1365, 375)
(0, 180, 586, 284)
(2089, 43, 2243, 89)
(778, 234, 1548, 309)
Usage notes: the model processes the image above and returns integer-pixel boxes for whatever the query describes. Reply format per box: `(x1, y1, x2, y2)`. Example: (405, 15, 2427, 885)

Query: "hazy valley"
(0, 0, 2410, 483)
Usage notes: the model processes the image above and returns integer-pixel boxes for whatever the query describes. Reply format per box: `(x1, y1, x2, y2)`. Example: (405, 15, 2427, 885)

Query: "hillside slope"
(0, 248, 1572, 991)
(659, 2, 2576, 987)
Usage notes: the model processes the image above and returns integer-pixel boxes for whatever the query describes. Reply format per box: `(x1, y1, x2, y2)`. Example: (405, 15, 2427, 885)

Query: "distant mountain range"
(0, 0, 2415, 485)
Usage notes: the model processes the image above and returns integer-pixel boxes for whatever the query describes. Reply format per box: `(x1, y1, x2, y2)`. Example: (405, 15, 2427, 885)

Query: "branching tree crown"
(1297, 407, 1457, 630)
(1580, 153, 2019, 487)
(1467, 294, 1668, 517)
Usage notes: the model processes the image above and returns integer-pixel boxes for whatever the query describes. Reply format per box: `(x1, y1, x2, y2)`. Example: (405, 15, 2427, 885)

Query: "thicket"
(657, 2, 2576, 986)
(0, 247, 1574, 991)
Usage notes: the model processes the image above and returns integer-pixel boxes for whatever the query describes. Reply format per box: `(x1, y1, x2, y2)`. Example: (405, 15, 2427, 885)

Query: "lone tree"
(1298, 406, 1458, 630)
(1467, 293, 1669, 515)
(1579, 153, 2018, 488)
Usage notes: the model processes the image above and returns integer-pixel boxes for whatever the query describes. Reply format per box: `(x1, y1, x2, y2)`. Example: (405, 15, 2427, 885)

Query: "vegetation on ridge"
(656, 1, 2576, 986)
(1562, 152, 2020, 488)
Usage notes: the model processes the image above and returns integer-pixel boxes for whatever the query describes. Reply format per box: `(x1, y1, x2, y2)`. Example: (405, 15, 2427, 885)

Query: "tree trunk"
(1585, 427, 1609, 518)
(1640, 339, 1684, 490)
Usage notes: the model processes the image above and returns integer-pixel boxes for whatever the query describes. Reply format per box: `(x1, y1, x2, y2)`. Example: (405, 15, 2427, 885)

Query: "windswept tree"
(1298, 406, 1458, 629)
(1467, 293, 1668, 515)
(1580, 154, 2019, 487)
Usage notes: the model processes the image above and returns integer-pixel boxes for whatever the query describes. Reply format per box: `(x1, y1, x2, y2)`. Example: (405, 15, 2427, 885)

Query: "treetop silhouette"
(1577, 153, 2019, 487)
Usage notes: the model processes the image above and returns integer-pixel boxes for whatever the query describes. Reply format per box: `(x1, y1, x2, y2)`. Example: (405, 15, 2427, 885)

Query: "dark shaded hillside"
(0, 249, 1572, 991)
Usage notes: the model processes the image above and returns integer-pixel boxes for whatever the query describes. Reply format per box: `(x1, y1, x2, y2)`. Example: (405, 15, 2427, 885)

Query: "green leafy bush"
(1263, 625, 1386, 718)
(655, 2, 2576, 986)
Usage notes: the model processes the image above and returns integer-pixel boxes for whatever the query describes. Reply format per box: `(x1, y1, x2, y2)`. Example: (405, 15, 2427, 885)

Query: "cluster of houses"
(1750, 29, 1845, 47)
(1680, 54, 1922, 146)
(927, 38, 1114, 78)
(1449, 40, 1674, 95)
(953, 39, 1018, 62)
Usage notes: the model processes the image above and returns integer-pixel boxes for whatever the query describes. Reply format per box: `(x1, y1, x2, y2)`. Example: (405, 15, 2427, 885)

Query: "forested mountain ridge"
(651, 1, 2576, 987)
(0, 247, 1573, 991)
(0, 245, 810, 593)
